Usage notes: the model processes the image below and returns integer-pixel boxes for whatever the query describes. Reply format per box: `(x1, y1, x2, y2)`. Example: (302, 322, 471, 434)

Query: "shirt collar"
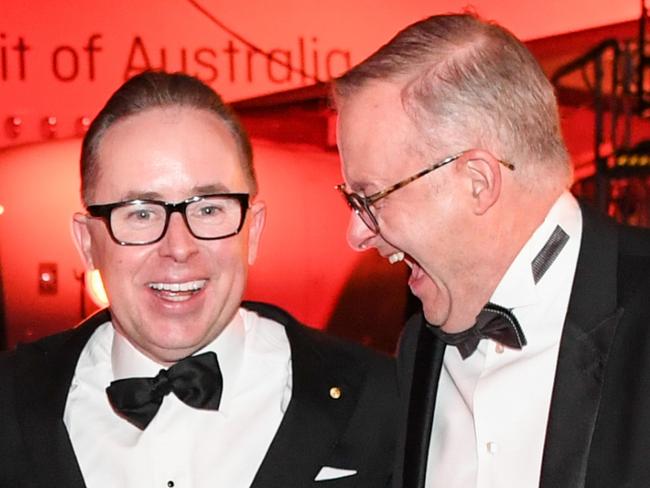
(491, 191, 581, 309)
(110, 309, 246, 414)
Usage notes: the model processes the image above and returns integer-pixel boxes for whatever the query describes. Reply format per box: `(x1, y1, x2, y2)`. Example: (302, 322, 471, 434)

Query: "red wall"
(0, 0, 638, 147)
(0, 139, 85, 344)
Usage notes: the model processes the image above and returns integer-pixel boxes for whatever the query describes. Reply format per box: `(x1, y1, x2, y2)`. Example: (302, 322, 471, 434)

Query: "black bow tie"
(429, 302, 527, 359)
(106, 351, 223, 430)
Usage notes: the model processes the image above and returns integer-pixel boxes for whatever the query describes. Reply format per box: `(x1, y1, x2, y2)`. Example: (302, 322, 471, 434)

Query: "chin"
(143, 325, 211, 355)
(422, 310, 440, 327)
(420, 299, 449, 327)
(145, 338, 207, 364)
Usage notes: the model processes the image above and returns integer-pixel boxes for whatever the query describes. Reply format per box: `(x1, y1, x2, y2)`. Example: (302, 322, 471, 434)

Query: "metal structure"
(553, 1, 650, 225)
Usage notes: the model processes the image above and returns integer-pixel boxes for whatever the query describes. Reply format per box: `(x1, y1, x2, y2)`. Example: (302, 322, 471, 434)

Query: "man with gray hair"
(334, 12, 650, 488)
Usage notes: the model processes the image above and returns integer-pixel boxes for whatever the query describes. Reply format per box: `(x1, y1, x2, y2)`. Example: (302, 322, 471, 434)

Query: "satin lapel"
(248, 306, 366, 487)
(403, 317, 446, 488)
(16, 309, 109, 488)
(539, 207, 622, 488)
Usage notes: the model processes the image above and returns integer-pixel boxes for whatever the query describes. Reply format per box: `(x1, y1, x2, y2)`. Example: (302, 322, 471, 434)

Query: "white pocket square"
(314, 466, 358, 481)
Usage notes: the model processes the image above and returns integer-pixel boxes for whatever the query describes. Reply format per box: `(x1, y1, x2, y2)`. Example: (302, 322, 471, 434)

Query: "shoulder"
(580, 202, 650, 259)
(6, 308, 109, 359)
(242, 301, 396, 402)
(0, 328, 75, 409)
(579, 205, 650, 299)
(0, 328, 73, 373)
(613, 222, 650, 305)
(242, 300, 394, 368)
(243, 301, 398, 433)
(243, 302, 399, 484)
(0, 308, 110, 389)
(618, 222, 650, 258)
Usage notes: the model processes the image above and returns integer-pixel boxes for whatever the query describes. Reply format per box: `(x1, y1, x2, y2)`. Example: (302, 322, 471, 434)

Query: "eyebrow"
(347, 179, 382, 196)
(344, 169, 389, 194)
(340, 175, 365, 193)
(119, 183, 234, 202)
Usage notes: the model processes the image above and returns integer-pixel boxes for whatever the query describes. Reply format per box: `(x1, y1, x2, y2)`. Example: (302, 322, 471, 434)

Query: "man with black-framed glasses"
(0, 71, 397, 488)
(334, 12, 650, 488)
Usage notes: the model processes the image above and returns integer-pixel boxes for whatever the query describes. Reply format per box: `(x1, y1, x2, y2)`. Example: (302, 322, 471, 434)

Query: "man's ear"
(461, 149, 503, 215)
(246, 201, 266, 265)
(71, 213, 96, 269)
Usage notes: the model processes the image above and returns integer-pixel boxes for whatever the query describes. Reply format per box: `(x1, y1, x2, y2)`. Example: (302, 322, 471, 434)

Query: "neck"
(442, 185, 562, 333)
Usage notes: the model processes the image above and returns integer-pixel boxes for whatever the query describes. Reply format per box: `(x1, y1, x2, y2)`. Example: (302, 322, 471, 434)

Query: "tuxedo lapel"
(245, 303, 367, 486)
(403, 316, 446, 488)
(15, 309, 109, 488)
(539, 207, 622, 488)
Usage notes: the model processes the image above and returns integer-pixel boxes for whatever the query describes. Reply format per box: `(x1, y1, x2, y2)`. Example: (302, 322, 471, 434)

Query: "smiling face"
(337, 81, 477, 330)
(72, 106, 265, 365)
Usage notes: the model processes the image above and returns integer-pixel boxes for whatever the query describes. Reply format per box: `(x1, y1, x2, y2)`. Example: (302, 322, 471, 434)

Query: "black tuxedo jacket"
(394, 205, 650, 488)
(0, 301, 398, 488)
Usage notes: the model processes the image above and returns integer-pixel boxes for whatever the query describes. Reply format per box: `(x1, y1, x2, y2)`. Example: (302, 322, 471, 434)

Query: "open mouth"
(148, 279, 207, 302)
(387, 251, 405, 264)
(407, 260, 425, 284)
(387, 251, 415, 269)
(387, 251, 425, 285)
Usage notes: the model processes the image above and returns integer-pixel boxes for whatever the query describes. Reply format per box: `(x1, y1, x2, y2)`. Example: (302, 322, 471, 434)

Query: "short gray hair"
(334, 13, 570, 185)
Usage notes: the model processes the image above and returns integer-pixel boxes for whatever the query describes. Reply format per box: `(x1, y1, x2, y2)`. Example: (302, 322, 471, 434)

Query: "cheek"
(205, 238, 250, 274)
(381, 200, 429, 246)
(93, 246, 148, 294)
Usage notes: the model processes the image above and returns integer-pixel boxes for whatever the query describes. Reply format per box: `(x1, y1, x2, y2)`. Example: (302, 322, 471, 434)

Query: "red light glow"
(85, 269, 109, 308)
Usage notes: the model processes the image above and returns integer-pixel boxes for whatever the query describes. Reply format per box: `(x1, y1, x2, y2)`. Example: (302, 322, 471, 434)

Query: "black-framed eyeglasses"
(335, 150, 515, 235)
(86, 193, 250, 245)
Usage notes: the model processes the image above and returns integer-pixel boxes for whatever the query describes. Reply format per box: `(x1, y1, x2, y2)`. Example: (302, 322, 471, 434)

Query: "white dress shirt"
(64, 307, 292, 488)
(426, 191, 583, 488)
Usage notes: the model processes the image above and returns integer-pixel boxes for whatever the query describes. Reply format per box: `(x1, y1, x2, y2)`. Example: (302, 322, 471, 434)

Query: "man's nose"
(346, 211, 376, 251)
(158, 212, 199, 261)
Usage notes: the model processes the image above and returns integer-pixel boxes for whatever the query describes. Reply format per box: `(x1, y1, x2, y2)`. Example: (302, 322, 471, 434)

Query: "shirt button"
(495, 343, 505, 354)
(486, 441, 499, 454)
(167, 482, 174, 488)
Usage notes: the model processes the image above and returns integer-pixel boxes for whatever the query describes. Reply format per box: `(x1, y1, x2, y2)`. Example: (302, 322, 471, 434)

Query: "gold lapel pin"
(329, 386, 342, 399)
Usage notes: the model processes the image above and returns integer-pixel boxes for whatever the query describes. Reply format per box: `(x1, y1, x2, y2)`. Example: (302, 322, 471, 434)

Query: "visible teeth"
(388, 252, 405, 264)
(149, 280, 206, 292)
(162, 295, 190, 302)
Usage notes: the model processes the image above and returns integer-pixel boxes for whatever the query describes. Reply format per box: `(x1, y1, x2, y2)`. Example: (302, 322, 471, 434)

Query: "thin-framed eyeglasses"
(85, 193, 250, 245)
(335, 150, 514, 234)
